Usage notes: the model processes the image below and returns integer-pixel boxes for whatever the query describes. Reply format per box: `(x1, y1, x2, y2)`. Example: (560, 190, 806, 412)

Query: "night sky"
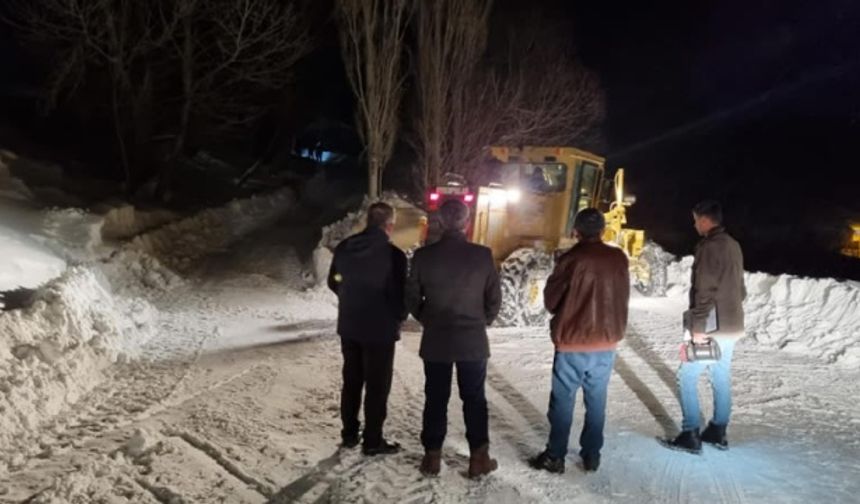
(1, 0, 859, 278)
(567, 0, 860, 278)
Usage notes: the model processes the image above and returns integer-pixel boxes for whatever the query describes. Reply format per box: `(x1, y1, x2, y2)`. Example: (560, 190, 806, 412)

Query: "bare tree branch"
(337, 0, 412, 198)
(412, 3, 604, 189)
(6, 0, 314, 195)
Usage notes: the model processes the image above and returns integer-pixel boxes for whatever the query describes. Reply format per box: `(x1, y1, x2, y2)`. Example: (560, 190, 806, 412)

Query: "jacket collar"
(705, 226, 726, 239)
(363, 225, 390, 241)
(440, 230, 467, 241)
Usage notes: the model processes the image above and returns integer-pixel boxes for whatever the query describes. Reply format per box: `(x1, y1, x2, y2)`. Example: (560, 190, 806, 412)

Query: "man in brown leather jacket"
(529, 208, 629, 474)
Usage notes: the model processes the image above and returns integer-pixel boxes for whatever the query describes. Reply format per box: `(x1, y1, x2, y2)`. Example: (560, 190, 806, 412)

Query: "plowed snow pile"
(1, 152, 299, 466)
(0, 266, 158, 467)
(129, 187, 295, 270)
(317, 192, 417, 250)
(310, 192, 420, 285)
(666, 255, 860, 365)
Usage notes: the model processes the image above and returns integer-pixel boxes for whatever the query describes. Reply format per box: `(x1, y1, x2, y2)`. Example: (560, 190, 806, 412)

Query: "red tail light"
(429, 192, 440, 201)
(464, 194, 474, 203)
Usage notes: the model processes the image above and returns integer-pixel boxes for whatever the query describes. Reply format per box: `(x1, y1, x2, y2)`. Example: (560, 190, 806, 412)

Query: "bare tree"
(413, 5, 604, 189)
(156, 0, 312, 197)
(414, 0, 493, 191)
(6, 0, 312, 197)
(451, 40, 605, 184)
(336, 0, 411, 199)
(4, 0, 174, 183)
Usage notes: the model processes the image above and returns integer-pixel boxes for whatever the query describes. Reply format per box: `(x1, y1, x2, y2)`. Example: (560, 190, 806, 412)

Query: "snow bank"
(129, 187, 296, 270)
(100, 204, 180, 241)
(0, 266, 158, 463)
(665, 255, 860, 365)
(317, 191, 417, 250)
(1, 152, 106, 295)
(312, 192, 419, 285)
(0, 225, 66, 294)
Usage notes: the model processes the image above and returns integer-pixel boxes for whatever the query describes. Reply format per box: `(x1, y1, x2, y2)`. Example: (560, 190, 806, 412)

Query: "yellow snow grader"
(419, 146, 667, 326)
(842, 222, 860, 258)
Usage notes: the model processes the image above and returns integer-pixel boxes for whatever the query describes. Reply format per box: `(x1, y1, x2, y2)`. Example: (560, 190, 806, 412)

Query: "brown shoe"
(467, 444, 498, 479)
(420, 449, 442, 476)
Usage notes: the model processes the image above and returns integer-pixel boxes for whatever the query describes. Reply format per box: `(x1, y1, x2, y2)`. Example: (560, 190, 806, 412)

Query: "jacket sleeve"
(391, 248, 408, 322)
(327, 245, 341, 295)
(691, 242, 721, 332)
(484, 250, 502, 325)
(543, 255, 570, 314)
(405, 254, 424, 321)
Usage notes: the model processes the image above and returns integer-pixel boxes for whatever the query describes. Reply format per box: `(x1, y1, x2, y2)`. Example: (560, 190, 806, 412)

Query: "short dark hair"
(692, 200, 723, 225)
(439, 199, 470, 231)
(367, 202, 395, 229)
(574, 208, 606, 239)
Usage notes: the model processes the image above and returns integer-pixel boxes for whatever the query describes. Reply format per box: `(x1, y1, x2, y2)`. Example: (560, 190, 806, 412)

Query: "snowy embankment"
(0, 151, 296, 462)
(310, 192, 420, 284)
(667, 256, 860, 365)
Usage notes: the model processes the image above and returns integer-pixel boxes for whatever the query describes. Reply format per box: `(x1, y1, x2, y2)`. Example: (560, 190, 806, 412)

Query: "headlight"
(489, 190, 508, 206)
(506, 189, 522, 203)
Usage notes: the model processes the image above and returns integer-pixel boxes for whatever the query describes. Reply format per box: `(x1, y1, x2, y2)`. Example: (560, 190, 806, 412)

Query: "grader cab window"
(574, 162, 600, 212)
(498, 163, 567, 193)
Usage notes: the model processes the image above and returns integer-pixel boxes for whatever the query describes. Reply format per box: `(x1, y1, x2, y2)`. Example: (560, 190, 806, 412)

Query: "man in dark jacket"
(406, 199, 501, 478)
(328, 202, 407, 456)
(530, 208, 629, 474)
(665, 200, 745, 454)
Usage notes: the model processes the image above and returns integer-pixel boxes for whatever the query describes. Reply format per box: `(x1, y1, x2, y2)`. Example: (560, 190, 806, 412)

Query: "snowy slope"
(0, 155, 67, 295)
(0, 157, 302, 469)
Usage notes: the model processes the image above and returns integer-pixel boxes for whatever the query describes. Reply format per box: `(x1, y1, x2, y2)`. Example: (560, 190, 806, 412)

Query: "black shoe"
(362, 439, 401, 456)
(581, 453, 600, 472)
(701, 422, 728, 450)
(661, 429, 702, 454)
(340, 434, 360, 449)
(529, 450, 565, 474)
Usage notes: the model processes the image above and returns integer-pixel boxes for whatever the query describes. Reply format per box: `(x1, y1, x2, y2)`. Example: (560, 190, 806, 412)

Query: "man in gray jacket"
(665, 200, 746, 454)
(406, 199, 502, 478)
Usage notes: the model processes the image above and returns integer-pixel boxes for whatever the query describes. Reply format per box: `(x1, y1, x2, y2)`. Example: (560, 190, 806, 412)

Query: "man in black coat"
(406, 199, 502, 478)
(328, 202, 407, 455)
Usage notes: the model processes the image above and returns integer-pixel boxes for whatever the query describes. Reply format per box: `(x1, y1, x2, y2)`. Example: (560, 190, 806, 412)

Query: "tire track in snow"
(623, 326, 681, 399)
(267, 348, 439, 504)
(167, 429, 274, 498)
(613, 353, 678, 438)
(620, 326, 748, 504)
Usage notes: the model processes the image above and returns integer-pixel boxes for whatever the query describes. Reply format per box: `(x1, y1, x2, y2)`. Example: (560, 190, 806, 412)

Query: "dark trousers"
(421, 360, 489, 451)
(340, 338, 396, 448)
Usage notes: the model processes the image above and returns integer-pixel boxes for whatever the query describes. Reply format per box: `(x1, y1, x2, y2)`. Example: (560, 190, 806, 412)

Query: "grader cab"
(842, 222, 860, 258)
(423, 146, 667, 327)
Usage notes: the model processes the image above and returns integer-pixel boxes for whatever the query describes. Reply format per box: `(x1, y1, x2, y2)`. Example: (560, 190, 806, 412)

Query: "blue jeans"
(546, 350, 616, 460)
(677, 337, 737, 431)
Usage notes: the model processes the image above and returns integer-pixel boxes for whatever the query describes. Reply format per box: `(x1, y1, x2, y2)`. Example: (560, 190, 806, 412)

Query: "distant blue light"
(297, 149, 336, 163)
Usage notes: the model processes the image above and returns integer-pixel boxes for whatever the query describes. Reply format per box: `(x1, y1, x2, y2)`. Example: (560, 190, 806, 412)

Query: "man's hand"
(692, 332, 710, 344)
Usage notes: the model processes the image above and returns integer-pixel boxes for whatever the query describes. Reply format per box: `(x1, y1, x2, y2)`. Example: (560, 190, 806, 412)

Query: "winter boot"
(529, 450, 565, 474)
(662, 429, 702, 454)
(420, 449, 442, 476)
(467, 444, 498, 479)
(701, 422, 728, 450)
(580, 453, 601, 472)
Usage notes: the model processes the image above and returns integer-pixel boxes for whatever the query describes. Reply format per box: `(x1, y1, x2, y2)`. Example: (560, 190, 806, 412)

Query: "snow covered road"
(7, 314, 859, 502)
(2, 208, 859, 503)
